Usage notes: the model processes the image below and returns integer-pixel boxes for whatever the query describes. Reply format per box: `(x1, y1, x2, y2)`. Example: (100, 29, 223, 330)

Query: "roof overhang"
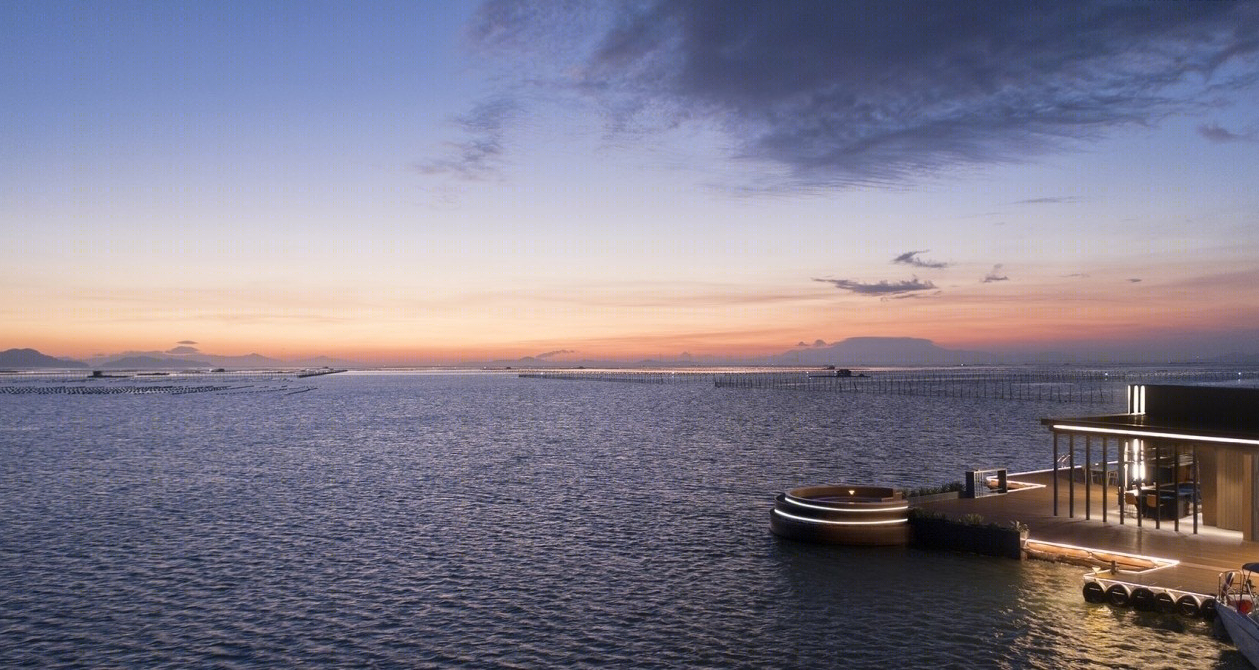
(1042, 414, 1259, 447)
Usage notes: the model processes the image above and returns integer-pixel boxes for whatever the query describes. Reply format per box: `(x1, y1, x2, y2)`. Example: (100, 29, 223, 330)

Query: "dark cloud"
(177, 340, 197, 345)
(1128, 278, 1143, 283)
(982, 264, 1009, 283)
(415, 97, 518, 181)
(1062, 273, 1090, 278)
(813, 276, 936, 295)
(1198, 123, 1253, 143)
(535, 349, 576, 359)
(470, 1, 1259, 187)
(1011, 196, 1080, 205)
(812, 339, 827, 347)
(893, 250, 949, 269)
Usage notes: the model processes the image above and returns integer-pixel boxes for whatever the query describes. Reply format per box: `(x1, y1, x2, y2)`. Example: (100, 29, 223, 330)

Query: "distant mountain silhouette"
(471, 337, 997, 368)
(202, 353, 282, 368)
(0, 348, 88, 368)
(481, 356, 549, 368)
(86, 349, 361, 369)
(773, 337, 996, 366)
(100, 355, 213, 369)
(288, 355, 363, 368)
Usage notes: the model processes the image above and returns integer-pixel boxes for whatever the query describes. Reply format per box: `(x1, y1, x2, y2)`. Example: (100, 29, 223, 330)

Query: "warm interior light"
(848, 489, 856, 495)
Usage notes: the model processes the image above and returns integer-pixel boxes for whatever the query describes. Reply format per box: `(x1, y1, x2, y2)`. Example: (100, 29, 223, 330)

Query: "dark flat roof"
(1042, 385, 1259, 444)
(1142, 385, 1259, 430)
(1041, 413, 1259, 443)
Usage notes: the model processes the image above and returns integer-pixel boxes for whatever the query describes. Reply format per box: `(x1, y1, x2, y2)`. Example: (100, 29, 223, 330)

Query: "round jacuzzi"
(769, 484, 910, 545)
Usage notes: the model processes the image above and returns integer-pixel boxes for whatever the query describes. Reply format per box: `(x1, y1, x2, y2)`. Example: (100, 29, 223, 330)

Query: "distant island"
(0, 348, 88, 369)
(478, 337, 995, 369)
(0, 347, 361, 371)
(5, 336, 1259, 371)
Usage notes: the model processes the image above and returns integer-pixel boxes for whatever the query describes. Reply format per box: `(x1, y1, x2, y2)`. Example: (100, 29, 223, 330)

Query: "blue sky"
(3, 1, 1258, 363)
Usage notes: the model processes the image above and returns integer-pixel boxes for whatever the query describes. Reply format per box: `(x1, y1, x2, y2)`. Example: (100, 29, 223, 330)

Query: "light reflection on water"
(0, 371, 1251, 668)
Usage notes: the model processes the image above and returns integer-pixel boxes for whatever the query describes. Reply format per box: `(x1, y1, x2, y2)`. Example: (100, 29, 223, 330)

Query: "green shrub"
(905, 481, 964, 498)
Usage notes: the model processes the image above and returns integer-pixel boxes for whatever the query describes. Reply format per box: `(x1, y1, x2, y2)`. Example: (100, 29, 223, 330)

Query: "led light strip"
(772, 509, 908, 526)
(1002, 480, 1045, 490)
(1051, 424, 1259, 447)
(1025, 538, 1179, 568)
(782, 496, 909, 513)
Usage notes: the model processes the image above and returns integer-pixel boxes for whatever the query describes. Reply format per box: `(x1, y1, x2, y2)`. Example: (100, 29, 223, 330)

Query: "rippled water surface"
(1, 371, 1251, 668)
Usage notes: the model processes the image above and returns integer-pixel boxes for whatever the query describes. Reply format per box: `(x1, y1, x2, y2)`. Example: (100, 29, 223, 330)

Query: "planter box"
(909, 517, 1024, 560)
(907, 491, 961, 505)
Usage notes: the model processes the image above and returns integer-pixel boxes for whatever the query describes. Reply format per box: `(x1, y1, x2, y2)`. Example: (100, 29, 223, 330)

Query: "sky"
(3, 1, 1259, 364)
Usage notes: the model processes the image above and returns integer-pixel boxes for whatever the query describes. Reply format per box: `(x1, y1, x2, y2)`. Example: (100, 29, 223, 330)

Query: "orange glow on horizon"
(4, 265, 1256, 363)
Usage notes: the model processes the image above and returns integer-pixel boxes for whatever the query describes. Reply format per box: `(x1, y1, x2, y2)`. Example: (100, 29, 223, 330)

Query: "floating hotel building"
(1043, 384, 1259, 541)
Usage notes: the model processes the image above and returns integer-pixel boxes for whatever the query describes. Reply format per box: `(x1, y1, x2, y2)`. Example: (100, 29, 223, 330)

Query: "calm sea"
(1, 370, 1252, 668)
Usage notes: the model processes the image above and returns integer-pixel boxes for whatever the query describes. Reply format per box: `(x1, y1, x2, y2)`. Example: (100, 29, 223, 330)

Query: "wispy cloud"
(893, 250, 949, 269)
(177, 340, 198, 345)
(469, 1, 1259, 188)
(982, 264, 1009, 283)
(1198, 123, 1255, 143)
(813, 276, 936, 296)
(415, 97, 519, 181)
(1011, 196, 1080, 205)
(886, 291, 940, 300)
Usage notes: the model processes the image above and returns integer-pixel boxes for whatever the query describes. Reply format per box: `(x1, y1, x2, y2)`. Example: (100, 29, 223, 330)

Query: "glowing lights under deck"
(770, 484, 911, 545)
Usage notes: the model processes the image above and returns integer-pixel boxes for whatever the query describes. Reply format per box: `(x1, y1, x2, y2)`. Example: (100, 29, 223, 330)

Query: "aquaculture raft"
(770, 485, 910, 545)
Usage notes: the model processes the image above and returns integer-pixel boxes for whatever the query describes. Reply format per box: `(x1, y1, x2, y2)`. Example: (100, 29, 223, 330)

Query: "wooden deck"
(918, 469, 1259, 596)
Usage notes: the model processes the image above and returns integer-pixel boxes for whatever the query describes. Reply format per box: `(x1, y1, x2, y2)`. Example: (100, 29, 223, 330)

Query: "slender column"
(1053, 432, 1059, 517)
(1137, 440, 1144, 527)
(1136, 440, 1143, 528)
(1069, 434, 1075, 518)
(1154, 441, 1161, 530)
(1101, 437, 1108, 523)
(1085, 435, 1092, 520)
(1173, 443, 1181, 533)
(1193, 443, 1199, 535)
(1119, 437, 1127, 525)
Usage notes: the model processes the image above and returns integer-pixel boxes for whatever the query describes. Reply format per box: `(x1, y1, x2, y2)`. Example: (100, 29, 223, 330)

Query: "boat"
(1216, 563, 1259, 667)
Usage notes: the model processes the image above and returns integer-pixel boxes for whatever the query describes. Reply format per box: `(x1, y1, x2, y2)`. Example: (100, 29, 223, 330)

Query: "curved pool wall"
(770, 485, 910, 545)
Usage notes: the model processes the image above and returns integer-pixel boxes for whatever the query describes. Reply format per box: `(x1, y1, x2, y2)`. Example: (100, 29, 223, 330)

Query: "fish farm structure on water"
(520, 368, 1254, 404)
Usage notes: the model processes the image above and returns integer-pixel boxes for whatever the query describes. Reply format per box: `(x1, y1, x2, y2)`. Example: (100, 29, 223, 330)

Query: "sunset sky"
(3, 1, 1259, 363)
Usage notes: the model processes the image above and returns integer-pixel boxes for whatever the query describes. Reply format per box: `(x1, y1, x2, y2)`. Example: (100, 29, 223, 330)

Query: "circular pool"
(770, 484, 910, 545)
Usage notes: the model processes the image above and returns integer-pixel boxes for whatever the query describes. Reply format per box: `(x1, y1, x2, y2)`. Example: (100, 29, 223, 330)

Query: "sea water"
(0, 371, 1251, 668)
